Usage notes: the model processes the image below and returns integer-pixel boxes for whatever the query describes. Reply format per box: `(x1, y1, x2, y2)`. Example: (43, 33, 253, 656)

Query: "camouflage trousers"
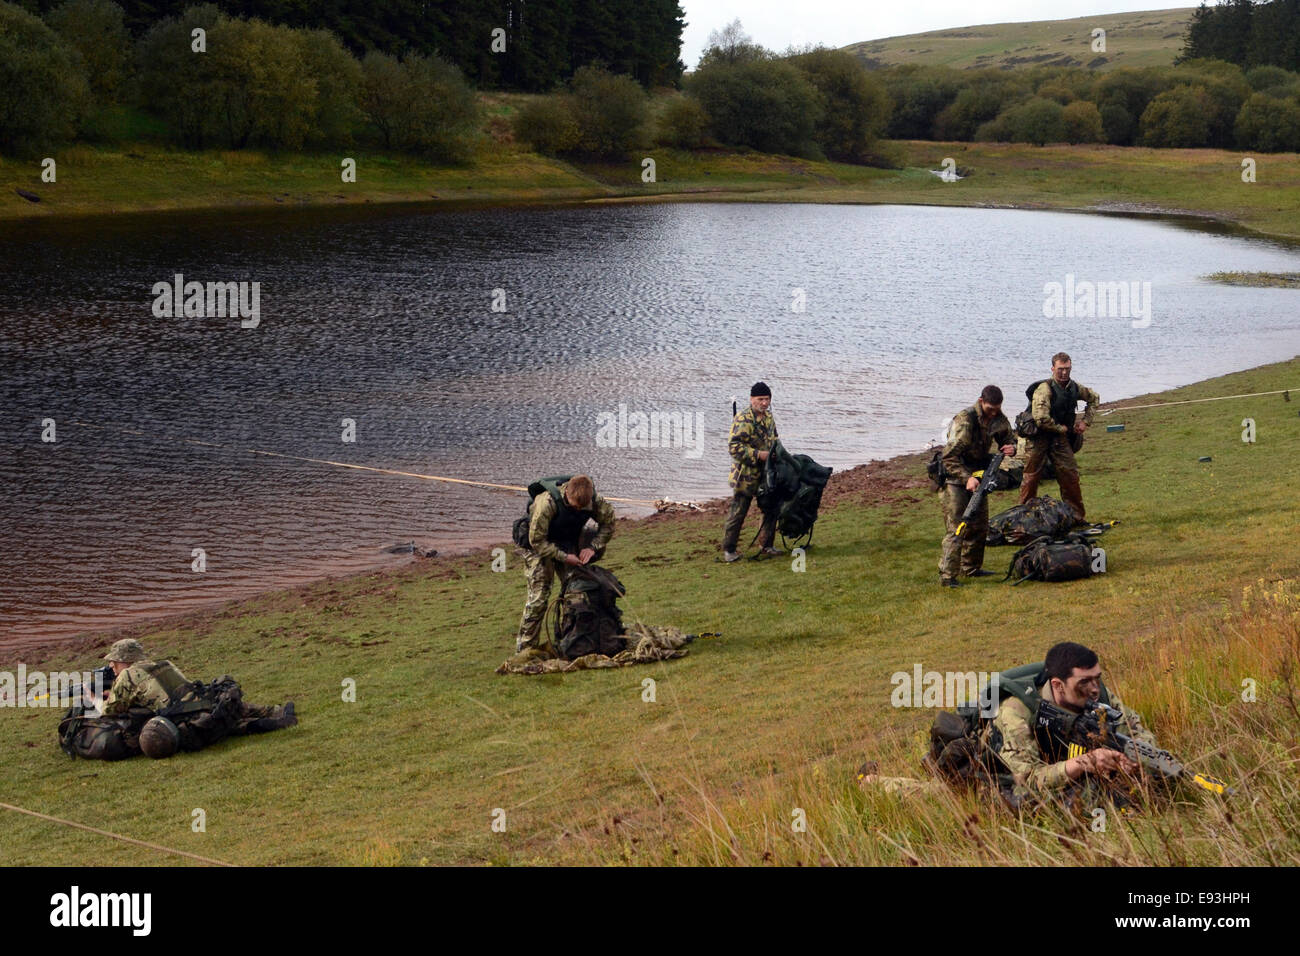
(516, 552, 573, 652)
(722, 491, 775, 553)
(939, 482, 989, 580)
(1020, 433, 1084, 520)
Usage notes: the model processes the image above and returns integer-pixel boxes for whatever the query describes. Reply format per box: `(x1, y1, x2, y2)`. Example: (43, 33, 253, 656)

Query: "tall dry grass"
(561, 582, 1300, 866)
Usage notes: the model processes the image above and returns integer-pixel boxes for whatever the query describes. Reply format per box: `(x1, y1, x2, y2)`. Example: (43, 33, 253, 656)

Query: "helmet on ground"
(139, 716, 180, 759)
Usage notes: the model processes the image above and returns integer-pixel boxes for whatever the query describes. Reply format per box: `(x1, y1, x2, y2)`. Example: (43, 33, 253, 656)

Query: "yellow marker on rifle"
(1189, 773, 1231, 795)
(954, 454, 1005, 539)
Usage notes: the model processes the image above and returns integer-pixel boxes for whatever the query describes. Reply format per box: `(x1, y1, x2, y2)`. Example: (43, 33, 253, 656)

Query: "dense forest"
(1181, 0, 1300, 71)
(14, 0, 686, 89)
(6, 1, 1300, 161)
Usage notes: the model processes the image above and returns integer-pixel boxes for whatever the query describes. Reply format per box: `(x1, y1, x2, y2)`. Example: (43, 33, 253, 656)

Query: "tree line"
(14, 0, 686, 90)
(7, 5, 1299, 163)
(1181, 0, 1300, 72)
(512, 21, 1300, 161)
(878, 58, 1300, 152)
(514, 22, 894, 163)
(2, 0, 479, 156)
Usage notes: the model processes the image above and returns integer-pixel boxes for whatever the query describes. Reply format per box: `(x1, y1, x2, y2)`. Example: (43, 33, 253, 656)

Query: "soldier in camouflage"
(722, 382, 780, 562)
(1018, 352, 1101, 521)
(515, 475, 616, 655)
(990, 641, 1155, 808)
(938, 385, 1017, 587)
(860, 642, 1158, 808)
(96, 639, 295, 733)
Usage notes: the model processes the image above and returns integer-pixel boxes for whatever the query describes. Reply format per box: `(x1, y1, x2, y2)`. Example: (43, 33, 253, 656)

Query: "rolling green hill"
(844, 7, 1196, 72)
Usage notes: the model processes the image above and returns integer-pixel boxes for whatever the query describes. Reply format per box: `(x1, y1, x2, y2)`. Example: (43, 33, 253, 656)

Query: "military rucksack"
(165, 677, 245, 751)
(512, 475, 575, 551)
(757, 440, 833, 547)
(553, 565, 627, 660)
(1005, 533, 1099, 584)
(986, 496, 1079, 546)
(58, 705, 153, 760)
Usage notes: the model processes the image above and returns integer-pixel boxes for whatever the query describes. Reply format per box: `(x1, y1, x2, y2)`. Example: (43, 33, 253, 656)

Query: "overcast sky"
(679, 1, 1198, 69)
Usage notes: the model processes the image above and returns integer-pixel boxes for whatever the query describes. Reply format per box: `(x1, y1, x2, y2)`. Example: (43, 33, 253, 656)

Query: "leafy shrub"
(514, 94, 580, 155)
(654, 94, 709, 148)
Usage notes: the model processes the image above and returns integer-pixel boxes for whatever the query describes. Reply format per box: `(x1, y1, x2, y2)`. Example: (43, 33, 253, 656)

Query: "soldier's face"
(978, 400, 1001, 421)
(1055, 664, 1103, 710)
(1053, 362, 1072, 385)
(750, 395, 771, 413)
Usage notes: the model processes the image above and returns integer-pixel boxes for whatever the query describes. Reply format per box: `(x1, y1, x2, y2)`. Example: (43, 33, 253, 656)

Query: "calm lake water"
(3, 201, 1300, 648)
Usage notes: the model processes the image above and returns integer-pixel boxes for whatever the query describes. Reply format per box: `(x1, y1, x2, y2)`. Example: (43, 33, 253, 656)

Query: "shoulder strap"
(142, 660, 191, 705)
(529, 475, 574, 504)
(996, 663, 1045, 714)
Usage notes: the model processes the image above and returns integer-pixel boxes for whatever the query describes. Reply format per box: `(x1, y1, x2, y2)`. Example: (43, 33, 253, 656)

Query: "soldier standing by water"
(722, 383, 781, 562)
(938, 385, 1017, 587)
(1018, 352, 1100, 521)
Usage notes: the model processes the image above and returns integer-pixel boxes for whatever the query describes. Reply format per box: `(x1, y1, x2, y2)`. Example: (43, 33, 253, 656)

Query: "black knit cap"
(750, 381, 772, 397)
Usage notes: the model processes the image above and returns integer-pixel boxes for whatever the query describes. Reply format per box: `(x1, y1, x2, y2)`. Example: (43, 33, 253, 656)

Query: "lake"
(2, 200, 1299, 647)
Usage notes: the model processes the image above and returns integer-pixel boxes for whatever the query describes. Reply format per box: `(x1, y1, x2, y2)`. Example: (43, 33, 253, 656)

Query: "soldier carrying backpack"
(1016, 353, 1100, 521)
(510, 474, 616, 658)
(722, 382, 781, 562)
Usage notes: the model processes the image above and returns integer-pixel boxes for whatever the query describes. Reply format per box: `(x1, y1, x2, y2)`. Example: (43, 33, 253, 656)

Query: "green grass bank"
(2, 358, 1298, 865)
(5, 138, 1300, 244)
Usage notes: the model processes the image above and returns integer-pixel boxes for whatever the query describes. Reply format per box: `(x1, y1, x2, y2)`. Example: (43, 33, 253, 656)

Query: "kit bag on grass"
(58, 705, 153, 760)
(987, 496, 1078, 547)
(554, 565, 627, 660)
(1005, 533, 1098, 584)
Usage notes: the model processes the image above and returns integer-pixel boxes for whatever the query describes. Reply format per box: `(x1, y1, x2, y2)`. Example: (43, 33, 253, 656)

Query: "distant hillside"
(844, 7, 1195, 72)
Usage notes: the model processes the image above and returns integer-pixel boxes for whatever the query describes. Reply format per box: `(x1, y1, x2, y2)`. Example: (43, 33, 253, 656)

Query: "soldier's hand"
(1000, 444, 1016, 457)
(757, 450, 770, 462)
(578, 548, 596, 565)
(966, 476, 980, 492)
(563, 553, 582, 567)
(1087, 749, 1130, 775)
(1074, 421, 1088, 434)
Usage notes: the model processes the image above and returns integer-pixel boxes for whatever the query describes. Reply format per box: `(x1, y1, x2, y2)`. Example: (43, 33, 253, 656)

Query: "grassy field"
(842, 7, 1194, 71)
(2, 359, 1298, 865)
(5, 136, 1299, 244)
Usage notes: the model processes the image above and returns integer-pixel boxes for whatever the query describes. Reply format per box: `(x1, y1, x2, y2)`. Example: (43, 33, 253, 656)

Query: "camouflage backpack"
(553, 565, 627, 660)
(164, 677, 245, 751)
(58, 705, 153, 760)
(1005, 533, 1098, 584)
(987, 496, 1078, 546)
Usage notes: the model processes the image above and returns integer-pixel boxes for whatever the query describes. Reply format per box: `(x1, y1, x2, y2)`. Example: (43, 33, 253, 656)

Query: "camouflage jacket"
(942, 405, 1015, 483)
(990, 690, 1156, 798)
(1030, 380, 1100, 435)
(728, 406, 777, 495)
(101, 659, 191, 716)
(527, 490, 616, 564)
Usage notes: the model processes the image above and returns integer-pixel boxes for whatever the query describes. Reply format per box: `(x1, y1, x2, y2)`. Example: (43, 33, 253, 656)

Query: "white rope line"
(1103, 386, 1297, 413)
(66, 421, 662, 507)
(0, 801, 237, 867)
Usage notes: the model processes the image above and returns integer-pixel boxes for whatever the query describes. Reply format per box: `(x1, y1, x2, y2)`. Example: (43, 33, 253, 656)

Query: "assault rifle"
(955, 452, 1005, 539)
(1036, 699, 1232, 796)
(31, 665, 115, 705)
